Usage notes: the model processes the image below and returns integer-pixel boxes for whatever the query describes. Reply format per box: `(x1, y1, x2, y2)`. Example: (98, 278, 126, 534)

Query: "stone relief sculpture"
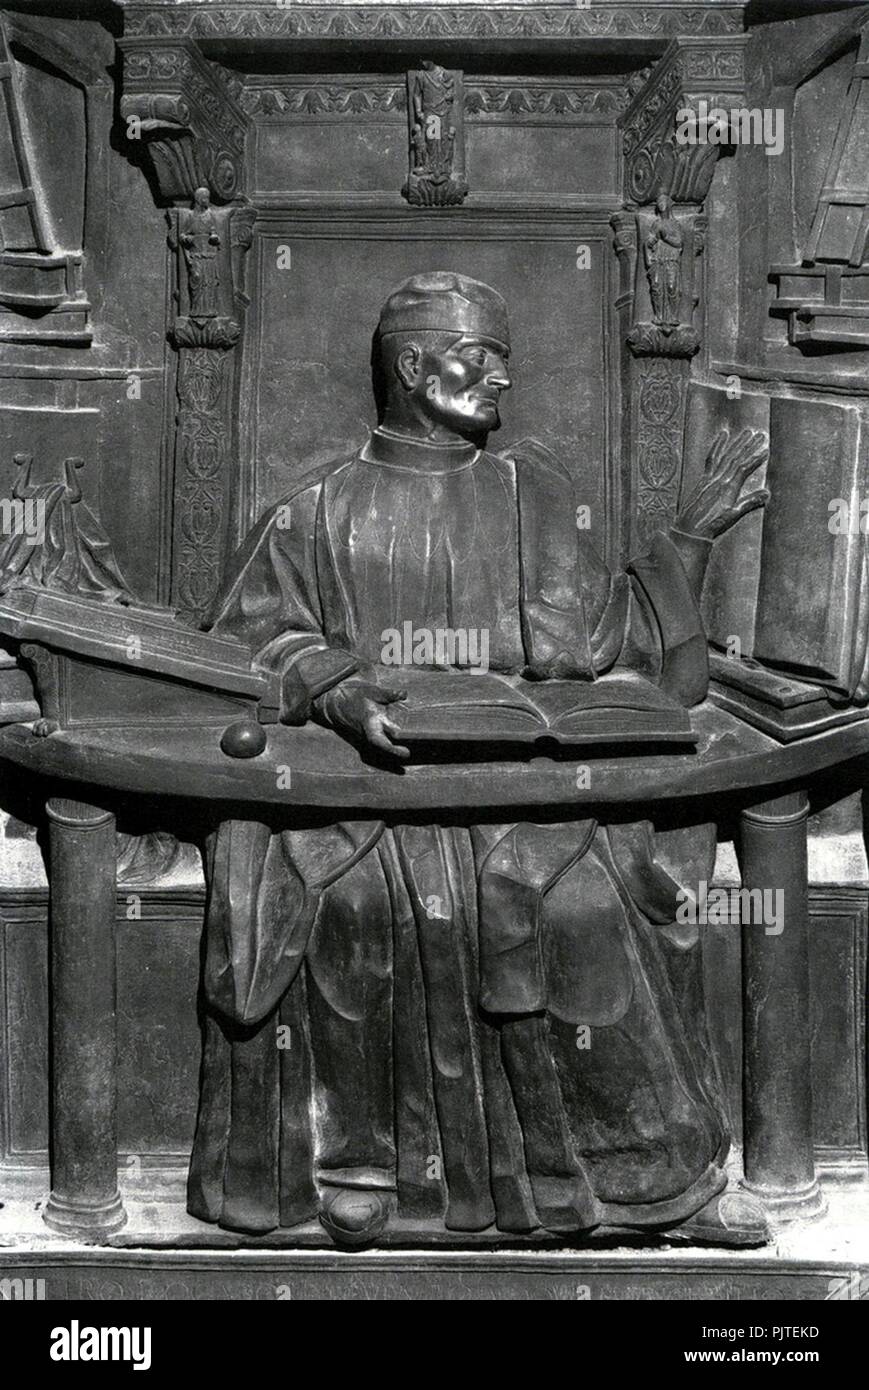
(403, 62, 468, 207)
(2, 0, 866, 1312)
(625, 196, 703, 362)
(178, 186, 222, 321)
(166, 193, 256, 623)
(190, 271, 769, 1247)
(645, 192, 684, 331)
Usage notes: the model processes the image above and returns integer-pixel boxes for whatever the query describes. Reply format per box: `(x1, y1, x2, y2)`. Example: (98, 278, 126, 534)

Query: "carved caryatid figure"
(410, 61, 457, 176)
(644, 191, 684, 329)
(403, 63, 467, 206)
(178, 186, 221, 320)
(191, 272, 769, 1249)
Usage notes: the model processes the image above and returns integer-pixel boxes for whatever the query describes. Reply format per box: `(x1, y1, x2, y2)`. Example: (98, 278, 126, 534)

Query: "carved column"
(739, 792, 826, 1222)
(614, 37, 746, 554)
(43, 799, 125, 1236)
(119, 37, 256, 624)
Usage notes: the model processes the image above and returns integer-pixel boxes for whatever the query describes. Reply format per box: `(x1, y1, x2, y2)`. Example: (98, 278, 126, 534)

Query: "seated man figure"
(188, 272, 769, 1247)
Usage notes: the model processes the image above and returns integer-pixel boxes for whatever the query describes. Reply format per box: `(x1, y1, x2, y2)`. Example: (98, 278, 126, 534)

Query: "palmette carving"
(238, 81, 628, 120)
(122, 6, 744, 42)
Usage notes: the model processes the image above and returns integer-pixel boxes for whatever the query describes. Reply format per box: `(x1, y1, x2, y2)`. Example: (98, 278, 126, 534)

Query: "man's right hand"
(319, 679, 410, 760)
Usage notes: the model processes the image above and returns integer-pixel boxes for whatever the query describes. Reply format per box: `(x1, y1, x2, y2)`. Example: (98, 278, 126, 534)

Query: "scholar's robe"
(188, 430, 729, 1236)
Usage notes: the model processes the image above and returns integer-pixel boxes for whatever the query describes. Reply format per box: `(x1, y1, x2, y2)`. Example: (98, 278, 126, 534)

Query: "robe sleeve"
(206, 480, 360, 724)
(622, 528, 711, 705)
(512, 438, 711, 704)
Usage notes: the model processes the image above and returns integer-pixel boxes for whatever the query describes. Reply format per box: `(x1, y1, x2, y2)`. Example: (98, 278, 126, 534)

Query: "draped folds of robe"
(188, 433, 729, 1236)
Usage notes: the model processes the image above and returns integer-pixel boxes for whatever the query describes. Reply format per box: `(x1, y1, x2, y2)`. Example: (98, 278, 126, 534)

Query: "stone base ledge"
(0, 1246, 867, 1301)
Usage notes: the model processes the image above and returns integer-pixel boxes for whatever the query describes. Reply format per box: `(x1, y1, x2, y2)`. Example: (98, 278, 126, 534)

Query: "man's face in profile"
(393, 332, 512, 439)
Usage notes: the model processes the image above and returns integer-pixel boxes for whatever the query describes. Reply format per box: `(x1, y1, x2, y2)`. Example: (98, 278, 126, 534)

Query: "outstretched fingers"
(707, 427, 731, 472)
(729, 487, 770, 522)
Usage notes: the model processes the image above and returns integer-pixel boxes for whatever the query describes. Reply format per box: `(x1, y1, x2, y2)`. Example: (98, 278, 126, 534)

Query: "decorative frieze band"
(121, 5, 745, 43)
(237, 80, 630, 121)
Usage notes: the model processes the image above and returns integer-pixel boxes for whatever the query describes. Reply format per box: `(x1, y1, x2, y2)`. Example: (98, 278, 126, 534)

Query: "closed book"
(753, 396, 868, 695)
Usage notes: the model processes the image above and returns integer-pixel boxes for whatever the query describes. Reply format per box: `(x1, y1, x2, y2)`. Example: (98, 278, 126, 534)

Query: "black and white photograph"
(0, 0, 866, 1341)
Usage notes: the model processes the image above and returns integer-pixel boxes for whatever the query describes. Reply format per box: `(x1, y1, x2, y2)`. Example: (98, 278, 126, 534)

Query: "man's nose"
(487, 362, 512, 390)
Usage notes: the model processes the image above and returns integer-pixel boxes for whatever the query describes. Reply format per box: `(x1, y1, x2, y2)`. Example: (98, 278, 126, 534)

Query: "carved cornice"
(119, 37, 251, 202)
(121, 5, 745, 42)
(619, 35, 747, 205)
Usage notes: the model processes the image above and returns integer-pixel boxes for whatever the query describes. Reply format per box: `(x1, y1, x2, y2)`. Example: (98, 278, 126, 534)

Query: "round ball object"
(220, 719, 267, 759)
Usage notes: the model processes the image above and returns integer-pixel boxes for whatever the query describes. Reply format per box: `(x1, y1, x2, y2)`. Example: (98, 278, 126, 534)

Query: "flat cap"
(378, 271, 510, 343)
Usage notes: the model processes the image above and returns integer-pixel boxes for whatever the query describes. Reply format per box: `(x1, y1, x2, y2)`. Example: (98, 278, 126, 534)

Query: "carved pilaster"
(119, 36, 256, 619)
(119, 37, 250, 204)
(614, 38, 744, 550)
(614, 224, 701, 549)
(613, 210, 692, 548)
(167, 197, 256, 623)
(634, 358, 687, 546)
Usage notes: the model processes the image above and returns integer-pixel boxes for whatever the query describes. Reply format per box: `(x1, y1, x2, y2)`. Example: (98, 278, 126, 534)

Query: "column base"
(743, 1177, 827, 1225)
(43, 1190, 127, 1239)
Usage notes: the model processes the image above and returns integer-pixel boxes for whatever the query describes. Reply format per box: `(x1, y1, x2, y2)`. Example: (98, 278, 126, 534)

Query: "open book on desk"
(373, 666, 697, 748)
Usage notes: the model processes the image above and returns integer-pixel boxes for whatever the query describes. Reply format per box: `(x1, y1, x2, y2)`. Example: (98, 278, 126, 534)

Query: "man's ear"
(394, 343, 421, 391)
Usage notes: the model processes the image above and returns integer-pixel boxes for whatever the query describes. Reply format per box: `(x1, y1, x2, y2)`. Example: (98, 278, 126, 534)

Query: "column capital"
(619, 34, 747, 207)
(119, 36, 251, 205)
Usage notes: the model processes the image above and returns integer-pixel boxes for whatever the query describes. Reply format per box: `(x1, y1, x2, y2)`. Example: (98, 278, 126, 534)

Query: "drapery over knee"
(204, 818, 384, 1025)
